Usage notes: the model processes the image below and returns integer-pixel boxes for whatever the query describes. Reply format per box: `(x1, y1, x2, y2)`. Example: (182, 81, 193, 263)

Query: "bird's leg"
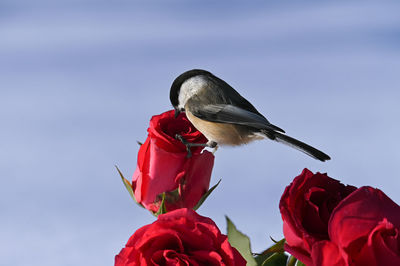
(175, 134, 215, 158)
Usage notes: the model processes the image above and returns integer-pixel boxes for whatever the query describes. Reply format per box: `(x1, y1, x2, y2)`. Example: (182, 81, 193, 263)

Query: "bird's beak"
(174, 108, 180, 118)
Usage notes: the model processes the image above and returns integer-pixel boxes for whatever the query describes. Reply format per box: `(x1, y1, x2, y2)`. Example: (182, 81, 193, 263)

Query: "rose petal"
(350, 219, 400, 265)
(329, 186, 400, 249)
(328, 186, 400, 265)
(311, 241, 346, 266)
(148, 110, 207, 153)
(284, 243, 313, 266)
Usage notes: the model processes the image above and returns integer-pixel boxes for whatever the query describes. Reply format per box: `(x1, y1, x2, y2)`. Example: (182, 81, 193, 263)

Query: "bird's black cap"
(169, 69, 212, 108)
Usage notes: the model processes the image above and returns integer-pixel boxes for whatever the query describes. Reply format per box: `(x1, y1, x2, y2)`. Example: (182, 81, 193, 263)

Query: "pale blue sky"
(1, 1, 400, 265)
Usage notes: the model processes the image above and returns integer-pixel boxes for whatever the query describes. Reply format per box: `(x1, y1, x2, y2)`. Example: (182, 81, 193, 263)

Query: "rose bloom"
(132, 110, 214, 213)
(325, 186, 400, 266)
(280, 169, 400, 266)
(279, 169, 356, 265)
(115, 208, 246, 266)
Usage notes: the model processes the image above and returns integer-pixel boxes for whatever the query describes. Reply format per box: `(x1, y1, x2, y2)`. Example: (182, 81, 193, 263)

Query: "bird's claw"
(175, 134, 215, 158)
(175, 134, 193, 158)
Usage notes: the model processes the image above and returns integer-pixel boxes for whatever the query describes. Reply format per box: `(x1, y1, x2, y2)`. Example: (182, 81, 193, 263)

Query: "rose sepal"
(115, 165, 144, 208)
(154, 192, 167, 216)
(150, 179, 221, 215)
(193, 179, 221, 211)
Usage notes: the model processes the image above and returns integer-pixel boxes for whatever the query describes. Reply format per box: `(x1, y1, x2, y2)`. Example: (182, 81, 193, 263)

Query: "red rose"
(115, 208, 246, 266)
(327, 186, 400, 266)
(279, 169, 356, 265)
(132, 110, 214, 213)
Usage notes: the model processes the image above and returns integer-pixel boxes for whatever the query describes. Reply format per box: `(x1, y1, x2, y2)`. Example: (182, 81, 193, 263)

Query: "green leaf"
(226, 216, 257, 266)
(268, 238, 285, 253)
(115, 165, 143, 208)
(193, 179, 221, 211)
(154, 192, 167, 216)
(261, 253, 288, 266)
(296, 260, 306, 266)
(270, 236, 279, 243)
(254, 238, 286, 265)
(256, 238, 286, 259)
(287, 256, 297, 266)
(255, 253, 273, 265)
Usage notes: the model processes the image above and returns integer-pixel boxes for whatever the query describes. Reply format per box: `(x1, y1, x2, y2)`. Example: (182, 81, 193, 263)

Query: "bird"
(169, 69, 330, 161)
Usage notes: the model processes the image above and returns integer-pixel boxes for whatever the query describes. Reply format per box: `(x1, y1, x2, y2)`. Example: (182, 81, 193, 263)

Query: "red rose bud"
(115, 208, 246, 266)
(327, 186, 400, 266)
(132, 110, 214, 214)
(279, 169, 356, 265)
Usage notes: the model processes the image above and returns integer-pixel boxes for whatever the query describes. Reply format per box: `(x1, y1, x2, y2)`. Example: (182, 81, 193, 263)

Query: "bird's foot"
(207, 141, 217, 148)
(175, 134, 211, 158)
(206, 141, 218, 154)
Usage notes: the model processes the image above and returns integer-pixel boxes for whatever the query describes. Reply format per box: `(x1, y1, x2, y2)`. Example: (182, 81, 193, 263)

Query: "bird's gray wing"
(191, 104, 285, 133)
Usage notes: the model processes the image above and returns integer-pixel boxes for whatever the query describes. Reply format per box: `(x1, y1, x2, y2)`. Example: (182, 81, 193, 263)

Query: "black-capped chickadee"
(170, 69, 330, 161)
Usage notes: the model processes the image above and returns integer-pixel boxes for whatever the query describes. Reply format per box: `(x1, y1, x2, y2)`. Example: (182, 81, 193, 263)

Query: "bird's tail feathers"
(260, 129, 331, 162)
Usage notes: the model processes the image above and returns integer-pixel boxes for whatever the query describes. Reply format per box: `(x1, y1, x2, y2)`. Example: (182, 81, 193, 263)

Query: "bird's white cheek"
(178, 76, 208, 109)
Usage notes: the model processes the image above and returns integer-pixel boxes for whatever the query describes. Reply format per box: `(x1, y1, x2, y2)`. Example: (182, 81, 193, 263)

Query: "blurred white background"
(1, 0, 400, 265)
